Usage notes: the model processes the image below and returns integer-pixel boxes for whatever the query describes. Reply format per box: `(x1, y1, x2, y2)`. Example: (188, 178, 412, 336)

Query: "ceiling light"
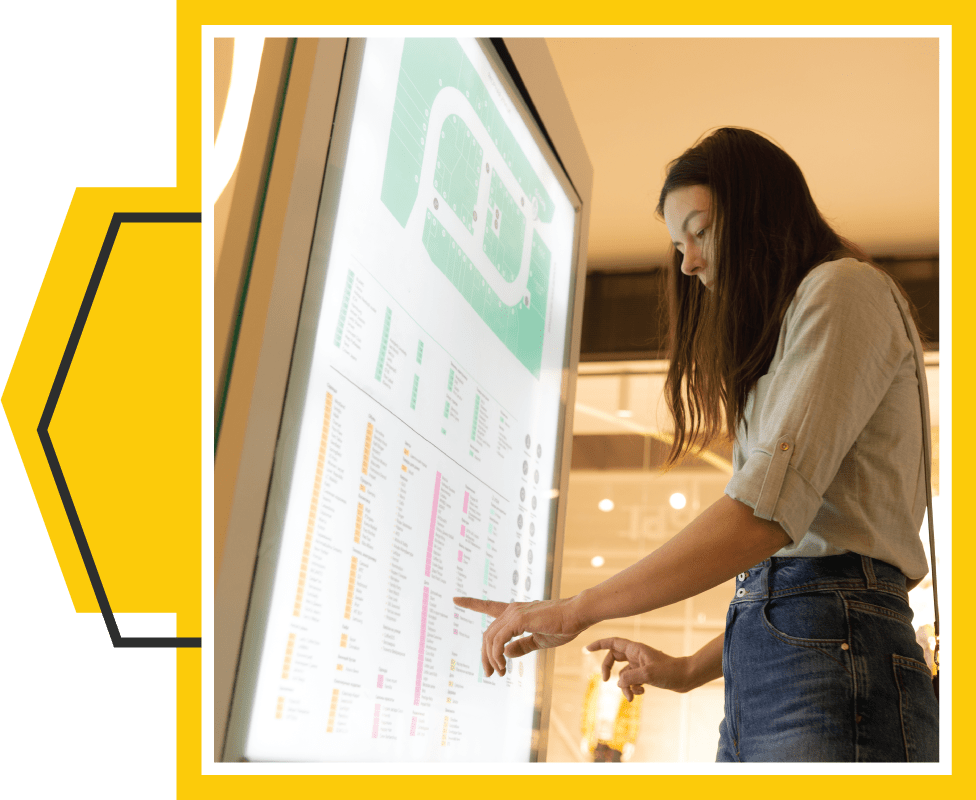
(669, 492, 687, 510)
(616, 409, 633, 418)
(591, 555, 605, 568)
(598, 498, 614, 512)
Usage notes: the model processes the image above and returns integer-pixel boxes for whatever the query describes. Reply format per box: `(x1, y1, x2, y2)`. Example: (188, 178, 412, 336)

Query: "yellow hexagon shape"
(3, 200, 200, 642)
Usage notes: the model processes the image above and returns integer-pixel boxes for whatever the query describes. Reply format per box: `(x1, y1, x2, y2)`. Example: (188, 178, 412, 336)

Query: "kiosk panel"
(228, 38, 581, 762)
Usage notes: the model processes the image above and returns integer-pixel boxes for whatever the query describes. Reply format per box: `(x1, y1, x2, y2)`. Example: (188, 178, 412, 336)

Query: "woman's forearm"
(571, 495, 790, 628)
(455, 494, 790, 677)
(682, 632, 725, 691)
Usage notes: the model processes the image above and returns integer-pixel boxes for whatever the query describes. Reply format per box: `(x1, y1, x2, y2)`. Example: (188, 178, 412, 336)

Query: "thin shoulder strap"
(887, 278, 939, 672)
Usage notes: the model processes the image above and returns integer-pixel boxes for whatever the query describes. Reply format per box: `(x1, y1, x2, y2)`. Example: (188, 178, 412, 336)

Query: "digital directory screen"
(233, 38, 581, 762)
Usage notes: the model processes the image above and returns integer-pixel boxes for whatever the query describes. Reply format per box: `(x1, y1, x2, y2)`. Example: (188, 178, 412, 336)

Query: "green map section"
(423, 209, 550, 378)
(471, 394, 481, 441)
(375, 307, 392, 381)
(434, 115, 483, 234)
(484, 170, 524, 282)
(380, 38, 554, 228)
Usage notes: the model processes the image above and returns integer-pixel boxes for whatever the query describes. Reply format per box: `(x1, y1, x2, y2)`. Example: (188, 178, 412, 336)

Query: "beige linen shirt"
(724, 258, 930, 581)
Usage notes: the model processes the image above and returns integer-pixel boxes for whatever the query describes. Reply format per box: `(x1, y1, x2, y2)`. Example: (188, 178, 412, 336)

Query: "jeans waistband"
(731, 553, 908, 604)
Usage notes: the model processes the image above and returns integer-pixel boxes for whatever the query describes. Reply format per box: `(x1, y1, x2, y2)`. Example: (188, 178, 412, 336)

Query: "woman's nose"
(680, 246, 703, 276)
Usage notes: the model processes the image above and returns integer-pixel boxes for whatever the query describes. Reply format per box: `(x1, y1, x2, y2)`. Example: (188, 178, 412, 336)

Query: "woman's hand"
(453, 596, 588, 677)
(586, 637, 693, 700)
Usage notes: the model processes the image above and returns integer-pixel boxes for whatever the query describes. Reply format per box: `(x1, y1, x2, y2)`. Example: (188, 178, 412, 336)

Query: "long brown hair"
(657, 128, 863, 465)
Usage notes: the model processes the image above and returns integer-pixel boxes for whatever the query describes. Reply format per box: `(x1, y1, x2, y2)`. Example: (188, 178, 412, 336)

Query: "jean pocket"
(761, 592, 848, 647)
(893, 655, 939, 762)
(846, 597, 914, 627)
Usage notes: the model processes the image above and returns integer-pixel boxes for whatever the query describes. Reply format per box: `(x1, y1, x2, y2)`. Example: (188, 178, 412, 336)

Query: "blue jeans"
(716, 553, 939, 761)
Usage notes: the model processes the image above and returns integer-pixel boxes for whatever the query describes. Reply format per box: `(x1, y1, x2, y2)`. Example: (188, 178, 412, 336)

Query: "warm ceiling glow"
(213, 37, 265, 202)
(598, 498, 614, 512)
(669, 492, 687, 510)
(591, 555, 605, 568)
(615, 409, 633, 418)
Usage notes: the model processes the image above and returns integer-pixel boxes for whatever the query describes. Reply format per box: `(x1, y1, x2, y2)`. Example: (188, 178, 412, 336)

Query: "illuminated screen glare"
(238, 38, 580, 762)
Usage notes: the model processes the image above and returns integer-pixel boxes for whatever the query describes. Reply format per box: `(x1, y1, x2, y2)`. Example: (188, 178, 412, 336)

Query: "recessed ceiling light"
(669, 492, 687, 510)
(591, 555, 605, 568)
(598, 498, 614, 512)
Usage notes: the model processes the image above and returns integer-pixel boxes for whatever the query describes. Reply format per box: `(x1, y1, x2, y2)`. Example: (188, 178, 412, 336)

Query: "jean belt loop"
(762, 558, 772, 598)
(860, 554, 877, 590)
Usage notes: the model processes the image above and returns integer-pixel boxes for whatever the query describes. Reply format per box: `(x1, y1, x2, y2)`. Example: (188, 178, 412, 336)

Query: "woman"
(455, 127, 939, 762)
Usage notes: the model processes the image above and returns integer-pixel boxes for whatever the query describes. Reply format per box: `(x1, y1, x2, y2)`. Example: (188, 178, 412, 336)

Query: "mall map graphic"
(381, 38, 553, 379)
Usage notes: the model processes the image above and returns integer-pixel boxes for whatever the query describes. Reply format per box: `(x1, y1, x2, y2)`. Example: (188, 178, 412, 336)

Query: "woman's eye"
(696, 228, 707, 238)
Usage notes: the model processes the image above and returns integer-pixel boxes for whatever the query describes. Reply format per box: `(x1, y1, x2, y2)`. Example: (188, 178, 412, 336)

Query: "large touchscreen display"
(238, 38, 580, 761)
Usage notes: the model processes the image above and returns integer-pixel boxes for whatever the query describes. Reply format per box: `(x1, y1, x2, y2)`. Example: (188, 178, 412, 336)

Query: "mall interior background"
(215, 37, 941, 762)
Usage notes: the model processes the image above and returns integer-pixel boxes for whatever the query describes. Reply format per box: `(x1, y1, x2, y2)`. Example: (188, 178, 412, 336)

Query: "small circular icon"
(524, 576, 531, 591)
(536, 444, 542, 457)
(531, 496, 537, 510)
(525, 434, 531, 448)
(529, 522, 535, 536)
(515, 542, 521, 557)
(433, 197, 439, 210)
(520, 487, 526, 502)
(522, 461, 528, 475)
(527, 549, 533, 564)
(534, 470, 540, 484)
(512, 570, 519, 585)
(472, 210, 477, 221)
(517, 514, 523, 529)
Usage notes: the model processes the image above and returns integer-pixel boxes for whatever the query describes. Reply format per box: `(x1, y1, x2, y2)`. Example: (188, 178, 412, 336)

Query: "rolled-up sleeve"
(724, 261, 909, 541)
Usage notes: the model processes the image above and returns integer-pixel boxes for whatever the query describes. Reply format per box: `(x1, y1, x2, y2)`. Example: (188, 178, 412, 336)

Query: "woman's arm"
(684, 632, 725, 686)
(586, 633, 725, 701)
(573, 494, 788, 625)
(454, 494, 790, 677)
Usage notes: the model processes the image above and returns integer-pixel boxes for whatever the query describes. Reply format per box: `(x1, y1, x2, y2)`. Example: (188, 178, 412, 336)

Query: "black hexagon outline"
(37, 211, 202, 648)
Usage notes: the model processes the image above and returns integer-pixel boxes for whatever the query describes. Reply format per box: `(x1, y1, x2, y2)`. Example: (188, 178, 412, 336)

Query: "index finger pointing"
(587, 638, 626, 653)
(587, 637, 637, 659)
(453, 597, 510, 618)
